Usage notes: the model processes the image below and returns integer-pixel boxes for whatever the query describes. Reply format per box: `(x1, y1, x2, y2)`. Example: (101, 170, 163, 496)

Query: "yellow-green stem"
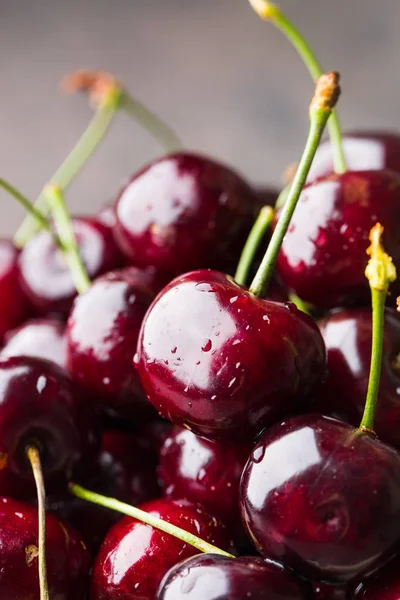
(235, 206, 274, 286)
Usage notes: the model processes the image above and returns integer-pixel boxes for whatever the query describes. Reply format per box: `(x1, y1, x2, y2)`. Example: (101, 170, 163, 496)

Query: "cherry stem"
(249, 72, 340, 297)
(360, 224, 397, 433)
(235, 205, 274, 286)
(248, 0, 346, 174)
(70, 483, 234, 558)
(44, 184, 91, 294)
(0, 179, 60, 248)
(26, 445, 49, 600)
(288, 293, 312, 316)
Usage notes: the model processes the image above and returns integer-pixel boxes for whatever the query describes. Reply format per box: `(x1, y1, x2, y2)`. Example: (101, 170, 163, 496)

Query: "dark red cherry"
(352, 553, 400, 600)
(0, 496, 91, 600)
(18, 216, 121, 315)
(314, 308, 400, 450)
(276, 170, 400, 309)
(308, 131, 400, 181)
(256, 186, 278, 207)
(136, 270, 326, 441)
(0, 356, 98, 497)
(313, 583, 350, 600)
(113, 152, 260, 274)
(91, 497, 233, 600)
(240, 414, 400, 584)
(159, 426, 251, 526)
(67, 267, 161, 421)
(156, 553, 313, 600)
(1, 317, 66, 368)
(0, 239, 28, 342)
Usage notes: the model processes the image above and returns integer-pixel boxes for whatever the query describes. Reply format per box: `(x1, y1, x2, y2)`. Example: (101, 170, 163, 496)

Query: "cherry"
(313, 583, 350, 600)
(136, 269, 325, 441)
(308, 132, 400, 181)
(156, 553, 314, 600)
(314, 308, 400, 450)
(90, 497, 233, 600)
(0, 496, 91, 600)
(1, 317, 67, 369)
(113, 152, 260, 274)
(256, 186, 278, 207)
(159, 425, 251, 526)
(66, 266, 161, 421)
(0, 355, 99, 498)
(18, 216, 121, 315)
(276, 170, 400, 309)
(352, 553, 400, 600)
(240, 413, 400, 584)
(0, 239, 28, 342)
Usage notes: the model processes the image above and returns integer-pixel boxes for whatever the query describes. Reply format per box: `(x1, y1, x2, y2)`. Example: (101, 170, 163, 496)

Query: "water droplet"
(195, 282, 213, 292)
(263, 314, 270, 323)
(232, 339, 241, 346)
(36, 376, 47, 394)
(201, 339, 212, 352)
(228, 377, 237, 388)
(211, 395, 217, 401)
(252, 446, 266, 463)
(235, 362, 241, 369)
(230, 296, 238, 304)
(102, 377, 110, 385)
(133, 353, 139, 365)
(171, 346, 177, 354)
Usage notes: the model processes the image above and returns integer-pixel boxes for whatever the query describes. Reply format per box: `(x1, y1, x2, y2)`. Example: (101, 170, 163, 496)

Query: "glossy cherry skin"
(156, 553, 313, 600)
(276, 170, 400, 309)
(352, 553, 400, 600)
(113, 152, 260, 274)
(313, 583, 350, 600)
(0, 496, 91, 600)
(314, 308, 400, 450)
(240, 414, 400, 584)
(0, 356, 99, 498)
(159, 426, 251, 526)
(0, 240, 28, 342)
(1, 317, 67, 368)
(136, 269, 326, 441)
(67, 267, 162, 421)
(91, 497, 233, 600)
(18, 216, 121, 315)
(308, 131, 400, 181)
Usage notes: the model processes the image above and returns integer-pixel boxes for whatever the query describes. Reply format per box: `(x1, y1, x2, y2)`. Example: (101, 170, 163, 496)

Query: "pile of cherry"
(3, 3, 400, 600)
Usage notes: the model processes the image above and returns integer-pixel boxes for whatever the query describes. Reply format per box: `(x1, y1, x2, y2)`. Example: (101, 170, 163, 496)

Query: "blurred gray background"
(1, 0, 399, 236)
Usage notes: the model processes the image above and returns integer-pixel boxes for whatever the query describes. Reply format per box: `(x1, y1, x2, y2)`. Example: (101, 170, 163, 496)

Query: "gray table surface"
(1, 0, 399, 236)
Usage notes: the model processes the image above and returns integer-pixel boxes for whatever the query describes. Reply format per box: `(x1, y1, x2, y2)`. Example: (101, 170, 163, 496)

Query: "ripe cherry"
(1, 317, 67, 369)
(352, 553, 400, 600)
(240, 414, 400, 584)
(276, 170, 400, 309)
(314, 308, 400, 450)
(156, 553, 314, 600)
(18, 216, 121, 315)
(67, 267, 162, 421)
(113, 152, 260, 274)
(0, 239, 28, 342)
(159, 426, 251, 526)
(0, 496, 91, 600)
(0, 355, 98, 498)
(91, 497, 233, 600)
(136, 269, 326, 441)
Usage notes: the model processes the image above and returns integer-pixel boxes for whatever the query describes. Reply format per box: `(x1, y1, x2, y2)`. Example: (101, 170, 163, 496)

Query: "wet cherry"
(0, 496, 91, 600)
(136, 269, 326, 441)
(240, 414, 400, 584)
(0, 239, 28, 342)
(156, 553, 314, 600)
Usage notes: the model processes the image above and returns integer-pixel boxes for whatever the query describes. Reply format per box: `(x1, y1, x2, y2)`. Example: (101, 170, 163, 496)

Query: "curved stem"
(249, 72, 340, 297)
(70, 483, 234, 558)
(248, 0, 346, 174)
(235, 206, 274, 286)
(14, 97, 120, 248)
(0, 179, 60, 247)
(44, 185, 91, 294)
(26, 446, 49, 600)
(120, 91, 182, 153)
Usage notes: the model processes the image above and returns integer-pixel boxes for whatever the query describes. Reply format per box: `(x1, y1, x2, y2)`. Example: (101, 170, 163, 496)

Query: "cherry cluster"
(1, 2, 400, 600)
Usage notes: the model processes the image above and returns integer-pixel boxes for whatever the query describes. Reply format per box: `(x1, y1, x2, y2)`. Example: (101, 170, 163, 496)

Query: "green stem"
(27, 446, 49, 600)
(249, 83, 336, 297)
(0, 179, 60, 247)
(14, 97, 120, 248)
(288, 293, 312, 316)
(359, 288, 385, 432)
(235, 206, 274, 286)
(120, 91, 182, 153)
(44, 185, 91, 294)
(249, 0, 346, 174)
(70, 483, 234, 558)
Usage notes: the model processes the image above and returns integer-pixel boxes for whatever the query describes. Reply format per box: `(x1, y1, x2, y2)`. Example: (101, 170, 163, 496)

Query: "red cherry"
(113, 153, 260, 274)
(0, 496, 90, 599)
(276, 170, 400, 309)
(18, 216, 121, 315)
(240, 414, 400, 583)
(136, 270, 326, 441)
(0, 239, 28, 341)
(91, 497, 233, 600)
(352, 553, 400, 600)
(1, 317, 66, 368)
